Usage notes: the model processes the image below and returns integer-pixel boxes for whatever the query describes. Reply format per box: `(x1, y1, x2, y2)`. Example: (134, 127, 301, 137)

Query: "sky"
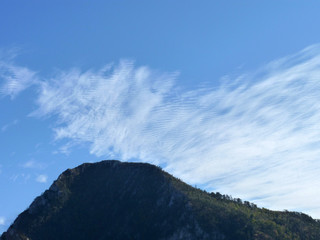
(2, 0, 320, 233)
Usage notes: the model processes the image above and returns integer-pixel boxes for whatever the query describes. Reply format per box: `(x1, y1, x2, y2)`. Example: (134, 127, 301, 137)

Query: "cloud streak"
(19, 45, 320, 218)
(1, 119, 18, 132)
(0, 51, 37, 99)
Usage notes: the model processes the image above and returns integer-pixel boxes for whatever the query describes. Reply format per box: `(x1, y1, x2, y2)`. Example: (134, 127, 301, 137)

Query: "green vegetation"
(2, 160, 320, 240)
(166, 171, 320, 239)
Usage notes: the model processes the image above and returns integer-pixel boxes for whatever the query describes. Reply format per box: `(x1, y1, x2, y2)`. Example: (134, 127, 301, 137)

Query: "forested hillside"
(2, 160, 320, 240)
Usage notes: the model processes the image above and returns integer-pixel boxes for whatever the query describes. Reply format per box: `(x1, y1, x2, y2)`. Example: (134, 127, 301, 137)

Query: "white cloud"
(1, 119, 18, 132)
(36, 174, 48, 183)
(10, 173, 31, 183)
(32, 46, 320, 218)
(22, 160, 36, 168)
(21, 160, 45, 169)
(0, 52, 37, 99)
(0, 217, 5, 225)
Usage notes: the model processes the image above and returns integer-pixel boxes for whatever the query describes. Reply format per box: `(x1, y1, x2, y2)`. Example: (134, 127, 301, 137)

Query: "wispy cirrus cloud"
(1, 119, 18, 132)
(21, 160, 45, 169)
(0, 45, 318, 217)
(30, 45, 320, 217)
(0, 51, 37, 99)
(9, 173, 31, 183)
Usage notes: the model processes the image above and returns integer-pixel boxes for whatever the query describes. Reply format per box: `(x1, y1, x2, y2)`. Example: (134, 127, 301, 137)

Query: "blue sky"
(2, 0, 320, 233)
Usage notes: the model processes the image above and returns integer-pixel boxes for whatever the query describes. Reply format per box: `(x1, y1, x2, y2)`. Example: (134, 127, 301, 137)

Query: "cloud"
(22, 160, 36, 168)
(36, 174, 48, 183)
(1, 119, 18, 132)
(21, 160, 45, 169)
(10, 173, 31, 183)
(0, 217, 5, 226)
(0, 52, 37, 99)
(32, 46, 320, 218)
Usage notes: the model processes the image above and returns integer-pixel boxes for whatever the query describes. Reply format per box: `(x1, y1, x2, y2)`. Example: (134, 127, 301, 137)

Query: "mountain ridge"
(1, 160, 320, 240)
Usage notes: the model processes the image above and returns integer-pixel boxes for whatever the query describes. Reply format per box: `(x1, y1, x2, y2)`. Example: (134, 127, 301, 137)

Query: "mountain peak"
(2, 160, 320, 240)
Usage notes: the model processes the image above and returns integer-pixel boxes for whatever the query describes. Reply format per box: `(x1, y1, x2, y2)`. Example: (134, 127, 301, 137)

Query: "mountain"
(1, 160, 320, 240)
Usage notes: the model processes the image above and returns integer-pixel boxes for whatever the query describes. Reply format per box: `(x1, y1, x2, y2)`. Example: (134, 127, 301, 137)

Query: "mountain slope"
(1, 160, 320, 240)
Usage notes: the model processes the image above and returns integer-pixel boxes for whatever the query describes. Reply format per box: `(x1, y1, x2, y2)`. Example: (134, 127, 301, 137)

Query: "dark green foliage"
(2, 160, 320, 240)
(167, 173, 320, 239)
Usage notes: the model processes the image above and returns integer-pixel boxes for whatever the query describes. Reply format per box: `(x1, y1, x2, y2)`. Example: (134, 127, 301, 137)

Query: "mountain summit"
(1, 160, 320, 240)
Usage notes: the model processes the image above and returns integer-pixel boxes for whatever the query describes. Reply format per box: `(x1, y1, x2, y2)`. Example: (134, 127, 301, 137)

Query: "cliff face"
(1, 160, 320, 240)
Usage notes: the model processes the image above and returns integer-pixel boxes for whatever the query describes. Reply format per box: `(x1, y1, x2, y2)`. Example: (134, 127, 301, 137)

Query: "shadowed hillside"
(1, 160, 320, 240)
